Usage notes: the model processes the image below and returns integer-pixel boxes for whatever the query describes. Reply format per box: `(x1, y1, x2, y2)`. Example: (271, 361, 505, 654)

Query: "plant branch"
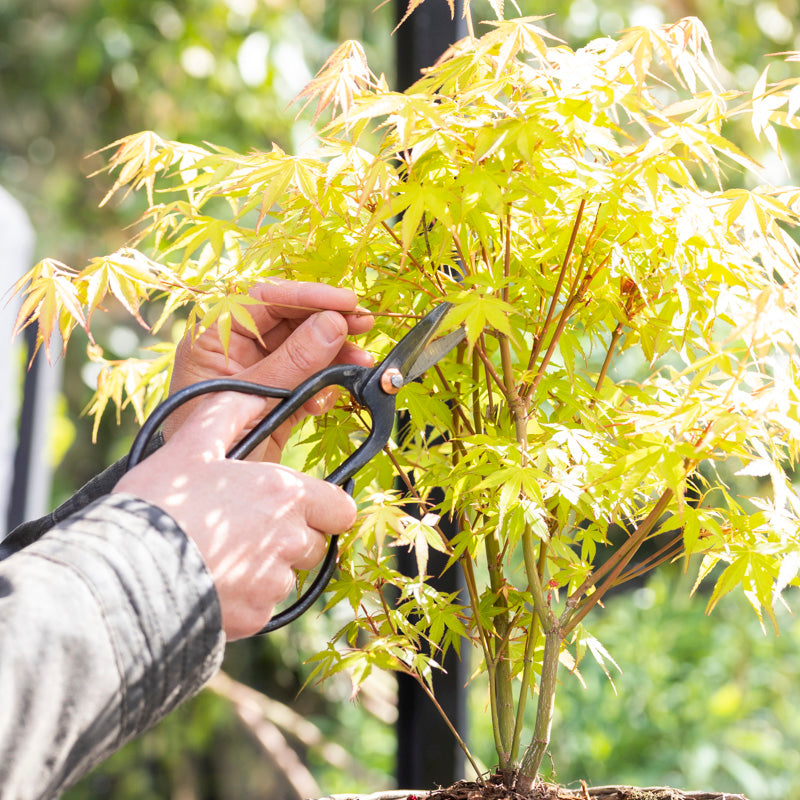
(474, 340, 508, 396)
(523, 199, 586, 383)
(615, 533, 686, 585)
(564, 490, 674, 635)
(517, 625, 561, 790)
(510, 523, 549, 762)
(209, 671, 371, 775)
(472, 352, 484, 435)
(460, 534, 493, 664)
(483, 526, 516, 770)
(435, 364, 476, 436)
(409, 670, 484, 781)
(522, 253, 606, 406)
(500, 333, 527, 441)
(380, 220, 429, 277)
(499, 208, 529, 436)
(509, 607, 540, 764)
(464, 1, 476, 39)
(377, 582, 399, 637)
(480, 334, 497, 420)
(593, 323, 624, 398)
(208, 672, 322, 798)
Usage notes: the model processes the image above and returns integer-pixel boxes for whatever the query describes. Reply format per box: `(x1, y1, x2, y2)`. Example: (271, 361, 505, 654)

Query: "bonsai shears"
(125, 302, 465, 635)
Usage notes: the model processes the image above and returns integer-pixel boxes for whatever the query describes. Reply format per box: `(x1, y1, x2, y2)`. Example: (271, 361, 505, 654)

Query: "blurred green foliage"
(0, 0, 394, 259)
(2, 0, 800, 798)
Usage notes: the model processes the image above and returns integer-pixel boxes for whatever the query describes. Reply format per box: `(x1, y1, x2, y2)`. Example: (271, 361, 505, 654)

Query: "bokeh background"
(1, 1, 799, 798)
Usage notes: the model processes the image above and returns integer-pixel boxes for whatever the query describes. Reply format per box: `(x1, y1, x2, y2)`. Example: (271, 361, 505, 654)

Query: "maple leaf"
(294, 40, 374, 124)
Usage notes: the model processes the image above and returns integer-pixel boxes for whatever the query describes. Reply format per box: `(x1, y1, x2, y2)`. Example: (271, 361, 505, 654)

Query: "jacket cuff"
(57, 493, 225, 733)
(11, 493, 225, 793)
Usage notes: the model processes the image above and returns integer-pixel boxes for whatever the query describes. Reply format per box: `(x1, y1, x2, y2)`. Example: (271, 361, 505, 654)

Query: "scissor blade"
(403, 327, 466, 383)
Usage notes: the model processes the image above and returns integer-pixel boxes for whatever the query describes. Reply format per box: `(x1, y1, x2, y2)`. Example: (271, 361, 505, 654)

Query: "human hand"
(163, 280, 374, 460)
(114, 390, 357, 640)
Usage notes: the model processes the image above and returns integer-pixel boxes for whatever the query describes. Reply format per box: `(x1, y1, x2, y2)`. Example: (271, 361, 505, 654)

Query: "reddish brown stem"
(565, 490, 674, 635)
(524, 199, 586, 379)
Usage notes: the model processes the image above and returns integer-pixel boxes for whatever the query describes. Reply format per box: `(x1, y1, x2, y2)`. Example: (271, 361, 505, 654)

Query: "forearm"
(0, 493, 224, 800)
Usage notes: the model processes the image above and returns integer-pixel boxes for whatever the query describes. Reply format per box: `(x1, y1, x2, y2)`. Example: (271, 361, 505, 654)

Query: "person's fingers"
(232, 280, 369, 338)
(169, 391, 269, 459)
(299, 476, 357, 534)
(289, 527, 329, 570)
(239, 310, 349, 390)
(334, 340, 375, 368)
(164, 406, 357, 532)
(224, 565, 295, 639)
(302, 386, 339, 416)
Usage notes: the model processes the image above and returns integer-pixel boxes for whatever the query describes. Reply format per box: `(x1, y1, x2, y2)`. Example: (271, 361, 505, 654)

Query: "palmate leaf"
(95, 132, 209, 207)
(393, 513, 449, 578)
(12, 259, 87, 358)
(82, 346, 173, 440)
(294, 40, 374, 124)
(570, 626, 622, 692)
(194, 294, 263, 354)
(477, 17, 561, 75)
(82, 249, 174, 326)
(444, 292, 517, 346)
(393, 0, 456, 34)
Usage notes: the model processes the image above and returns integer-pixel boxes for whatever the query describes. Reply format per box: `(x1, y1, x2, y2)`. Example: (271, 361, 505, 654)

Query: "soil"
(319, 780, 748, 800)
(423, 777, 748, 800)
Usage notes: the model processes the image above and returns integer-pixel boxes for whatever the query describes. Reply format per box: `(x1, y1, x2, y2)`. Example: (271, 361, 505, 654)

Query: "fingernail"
(312, 311, 346, 344)
(313, 387, 339, 414)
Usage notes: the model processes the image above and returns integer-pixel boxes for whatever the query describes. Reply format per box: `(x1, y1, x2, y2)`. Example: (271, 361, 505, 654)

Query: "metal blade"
(403, 327, 466, 383)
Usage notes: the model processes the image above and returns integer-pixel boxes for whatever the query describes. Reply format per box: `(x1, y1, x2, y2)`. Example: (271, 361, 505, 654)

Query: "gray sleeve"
(0, 492, 225, 800)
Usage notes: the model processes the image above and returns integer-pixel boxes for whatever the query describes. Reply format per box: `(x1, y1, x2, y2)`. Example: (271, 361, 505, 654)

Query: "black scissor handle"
(125, 372, 377, 635)
(126, 378, 293, 470)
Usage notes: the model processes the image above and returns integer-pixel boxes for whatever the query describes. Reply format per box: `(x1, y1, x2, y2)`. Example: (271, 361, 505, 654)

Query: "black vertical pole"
(395, 0, 466, 92)
(7, 326, 39, 531)
(394, 1, 468, 790)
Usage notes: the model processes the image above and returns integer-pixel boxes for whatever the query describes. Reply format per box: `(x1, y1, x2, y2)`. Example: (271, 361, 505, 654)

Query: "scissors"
(125, 302, 465, 635)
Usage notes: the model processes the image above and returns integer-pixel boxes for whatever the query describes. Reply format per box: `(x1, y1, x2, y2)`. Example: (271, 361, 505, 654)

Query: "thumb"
(170, 390, 269, 460)
(240, 310, 348, 390)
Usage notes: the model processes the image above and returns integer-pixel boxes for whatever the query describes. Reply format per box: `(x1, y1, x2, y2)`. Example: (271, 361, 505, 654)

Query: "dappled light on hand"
(113, 390, 356, 640)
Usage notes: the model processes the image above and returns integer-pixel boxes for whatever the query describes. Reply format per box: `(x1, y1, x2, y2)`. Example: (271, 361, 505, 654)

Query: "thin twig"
(380, 220, 428, 275)
(268, 303, 425, 318)
(523, 199, 586, 385)
(480, 333, 497, 419)
(208, 672, 320, 798)
(409, 671, 484, 781)
(615, 534, 686, 585)
(564, 490, 674, 635)
(594, 323, 624, 396)
(474, 341, 508, 395)
(523, 252, 607, 406)
(460, 535, 494, 664)
(434, 364, 476, 435)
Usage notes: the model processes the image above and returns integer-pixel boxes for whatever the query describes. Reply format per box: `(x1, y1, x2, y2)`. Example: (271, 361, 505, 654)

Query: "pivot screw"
(380, 368, 404, 394)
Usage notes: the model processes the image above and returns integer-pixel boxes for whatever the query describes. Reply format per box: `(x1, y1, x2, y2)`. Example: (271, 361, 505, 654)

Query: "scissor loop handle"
(126, 378, 293, 470)
(125, 368, 388, 635)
